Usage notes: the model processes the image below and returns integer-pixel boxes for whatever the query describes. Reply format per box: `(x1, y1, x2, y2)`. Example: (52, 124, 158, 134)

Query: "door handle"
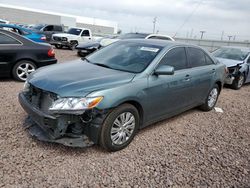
(184, 75, 191, 81)
(211, 69, 216, 74)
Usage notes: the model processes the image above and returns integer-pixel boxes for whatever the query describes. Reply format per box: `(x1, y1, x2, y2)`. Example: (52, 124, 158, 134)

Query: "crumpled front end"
(225, 64, 242, 85)
(18, 84, 107, 148)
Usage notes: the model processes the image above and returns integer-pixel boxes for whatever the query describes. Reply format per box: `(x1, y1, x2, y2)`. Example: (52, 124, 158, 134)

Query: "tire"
(12, 60, 37, 82)
(69, 41, 78, 50)
(231, 73, 245, 90)
(200, 84, 220, 111)
(55, 44, 63, 49)
(99, 104, 140, 152)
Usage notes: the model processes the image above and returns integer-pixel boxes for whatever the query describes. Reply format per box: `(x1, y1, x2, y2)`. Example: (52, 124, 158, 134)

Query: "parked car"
(212, 46, 250, 89)
(0, 29, 57, 81)
(0, 24, 46, 43)
(51, 27, 92, 49)
(76, 33, 175, 57)
(31, 24, 64, 42)
(19, 39, 226, 151)
(0, 19, 9, 24)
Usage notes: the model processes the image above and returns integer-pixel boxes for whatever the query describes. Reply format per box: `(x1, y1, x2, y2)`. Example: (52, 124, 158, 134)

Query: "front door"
(145, 47, 193, 122)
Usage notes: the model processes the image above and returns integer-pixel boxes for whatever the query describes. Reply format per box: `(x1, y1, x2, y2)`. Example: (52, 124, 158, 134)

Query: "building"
(0, 3, 118, 34)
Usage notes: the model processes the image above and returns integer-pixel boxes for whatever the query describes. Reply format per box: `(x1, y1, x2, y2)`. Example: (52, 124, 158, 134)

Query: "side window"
(54, 26, 63, 32)
(205, 54, 215, 65)
(160, 47, 187, 71)
(81, 30, 90, 37)
(0, 33, 21, 44)
(247, 56, 250, 64)
(43, 25, 54, 31)
(187, 47, 206, 67)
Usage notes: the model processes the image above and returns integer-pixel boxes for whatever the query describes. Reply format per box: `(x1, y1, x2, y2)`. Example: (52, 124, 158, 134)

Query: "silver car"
(213, 47, 250, 89)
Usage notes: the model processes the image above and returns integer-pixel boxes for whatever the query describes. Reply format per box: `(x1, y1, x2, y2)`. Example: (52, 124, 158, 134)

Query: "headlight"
(62, 37, 67, 41)
(49, 96, 103, 114)
(23, 81, 30, 92)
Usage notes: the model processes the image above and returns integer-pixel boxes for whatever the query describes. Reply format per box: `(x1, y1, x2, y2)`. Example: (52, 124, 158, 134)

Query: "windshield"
(67, 28, 82, 35)
(213, 48, 249, 61)
(117, 33, 148, 39)
(32, 24, 45, 30)
(86, 41, 162, 73)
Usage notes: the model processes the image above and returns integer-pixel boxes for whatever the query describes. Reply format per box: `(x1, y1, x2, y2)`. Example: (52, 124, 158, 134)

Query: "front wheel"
(200, 84, 220, 111)
(55, 44, 63, 49)
(231, 73, 245, 90)
(99, 104, 140, 152)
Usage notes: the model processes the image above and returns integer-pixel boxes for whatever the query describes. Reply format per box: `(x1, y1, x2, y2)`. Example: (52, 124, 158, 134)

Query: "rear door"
(0, 32, 23, 75)
(186, 47, 216, 104)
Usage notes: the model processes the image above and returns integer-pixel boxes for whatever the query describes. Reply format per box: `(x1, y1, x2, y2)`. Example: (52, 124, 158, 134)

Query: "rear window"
(0, 33, 21, 44)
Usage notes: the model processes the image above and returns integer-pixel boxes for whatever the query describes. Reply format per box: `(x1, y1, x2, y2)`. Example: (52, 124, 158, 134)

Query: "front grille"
(26, 85, 57, 114)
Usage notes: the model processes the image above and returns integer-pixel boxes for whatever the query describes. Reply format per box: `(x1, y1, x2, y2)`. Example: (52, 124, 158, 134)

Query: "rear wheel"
(231, 73, 245, 90)
(12, 60, 36, 82)
(200, 84, 220, 111)
(99, 104, 140, 152)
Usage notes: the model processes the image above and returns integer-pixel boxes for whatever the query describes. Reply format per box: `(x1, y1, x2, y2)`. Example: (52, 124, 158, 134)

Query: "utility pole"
(153, 17, 157, 33)
(200, 31, 206, 39)
(233, 35, 236, 41)
(228, 35, 233, 41)
(190, 28, 194, 38)
(221, 31, 224, 41)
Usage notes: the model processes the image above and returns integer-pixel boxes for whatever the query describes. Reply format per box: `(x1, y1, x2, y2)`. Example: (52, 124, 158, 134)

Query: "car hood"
(53, 33, 78, 38)
(28, 60, 136, 97)
(100, 38, 120, 47)
(215, 57, 244, 67)
(76, 41, 100, 49)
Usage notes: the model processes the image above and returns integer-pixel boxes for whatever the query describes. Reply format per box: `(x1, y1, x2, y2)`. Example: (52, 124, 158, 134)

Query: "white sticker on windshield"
(140, 47, 159, 53)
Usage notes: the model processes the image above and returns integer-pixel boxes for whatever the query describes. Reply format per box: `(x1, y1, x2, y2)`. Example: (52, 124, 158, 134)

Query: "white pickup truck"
(51, 27, 92, 49)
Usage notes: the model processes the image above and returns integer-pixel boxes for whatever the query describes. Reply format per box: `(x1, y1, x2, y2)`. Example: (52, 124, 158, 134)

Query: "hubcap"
(237, 75, 244, 88)
(208, 88, 218, 108)
(110, 112, 135, 145)
(16, 63, 35, 81)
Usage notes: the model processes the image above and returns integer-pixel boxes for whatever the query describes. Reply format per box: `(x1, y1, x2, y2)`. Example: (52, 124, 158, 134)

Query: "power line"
(174, 0, 204, 37)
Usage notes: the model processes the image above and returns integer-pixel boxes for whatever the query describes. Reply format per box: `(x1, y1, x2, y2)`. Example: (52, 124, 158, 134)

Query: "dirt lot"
(0, 49, 250, 187)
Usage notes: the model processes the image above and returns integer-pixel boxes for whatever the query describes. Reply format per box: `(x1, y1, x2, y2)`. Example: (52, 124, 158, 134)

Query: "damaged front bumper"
(18, 92, 104, 148)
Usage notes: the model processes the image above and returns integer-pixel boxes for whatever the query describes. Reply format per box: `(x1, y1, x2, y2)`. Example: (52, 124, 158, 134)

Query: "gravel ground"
(0, 49, 250, 187)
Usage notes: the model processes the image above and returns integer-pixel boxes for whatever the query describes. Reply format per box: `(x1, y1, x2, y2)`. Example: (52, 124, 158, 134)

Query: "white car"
(51, 27, 92, 49)
(100, 33, 175, 47)
(0, 19, 9, 24)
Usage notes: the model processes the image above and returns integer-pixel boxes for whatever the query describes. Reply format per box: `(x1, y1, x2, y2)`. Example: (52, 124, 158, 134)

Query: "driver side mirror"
(154, 65, 175, 75)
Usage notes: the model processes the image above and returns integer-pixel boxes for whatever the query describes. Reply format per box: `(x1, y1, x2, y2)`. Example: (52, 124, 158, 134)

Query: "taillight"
(40, 36, 46, 41)
(48, 48, 55, 57)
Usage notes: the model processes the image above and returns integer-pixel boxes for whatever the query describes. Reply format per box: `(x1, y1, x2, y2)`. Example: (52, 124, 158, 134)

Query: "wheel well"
(215, 81, 222, 93)
(121, 101, 144, 127)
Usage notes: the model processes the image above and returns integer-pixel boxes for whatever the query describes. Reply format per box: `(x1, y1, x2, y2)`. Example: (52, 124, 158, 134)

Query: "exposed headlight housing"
(49, 96, 103, 114)
(23, 81, 30, 92)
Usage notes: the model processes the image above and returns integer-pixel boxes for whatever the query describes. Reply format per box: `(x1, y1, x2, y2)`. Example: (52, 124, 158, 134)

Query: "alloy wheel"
(16, 62, 35, 81)
(110, 112, 136, 145)
(208, 88, 218, 108)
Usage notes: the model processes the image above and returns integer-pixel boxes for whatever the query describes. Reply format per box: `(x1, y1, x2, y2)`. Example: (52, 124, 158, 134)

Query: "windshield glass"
(117, 33, 148, 39)
(86, 41, 162, 73)
(213, 48, 249, 61)
(67, 28, 82, 35)
(32, 24, 45, 30)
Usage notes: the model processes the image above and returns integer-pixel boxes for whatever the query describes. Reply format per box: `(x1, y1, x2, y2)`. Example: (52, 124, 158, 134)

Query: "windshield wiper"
(81, 57, 90, 62)
(94, 63, 112, 69)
